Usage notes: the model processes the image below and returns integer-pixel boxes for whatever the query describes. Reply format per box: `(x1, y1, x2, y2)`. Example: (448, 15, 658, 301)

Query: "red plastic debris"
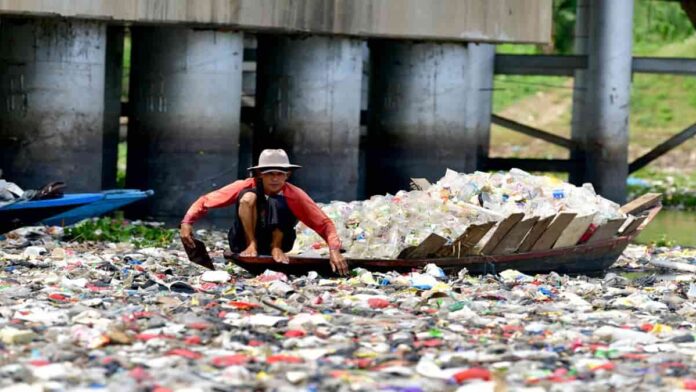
(355, 358, 373, 369)
(211, 355, 249, 368)
(28, 360, 50, 367)
(228, 301, 260, 310)
(152, 387, 172, 392)
(129, 366, 151, 382)
(200, 283, 219, 291)
(684, 379, 696, 390)
(184, 335, 202, 345)
(266, 355, 303, 364)
(622, 353, 648, 360)
(640, 323, 654, 332)
(86, 284, 109, 292)
(367, 298, 390, 309)
(452, 368, 492, 383)
(186, 322, 211, 330)
(135, 333, 175, 342)
(166, 348, 202, 360)
(578, 224, 597, 243)
(248, 340, 264, 347)
(660, 362, 687, 369)
(589, 343, 608, 353)
(416, 339, 443, 348)
(570, 339, 584, 351)
(101, 357, 116, 365)
(48, 293, 70, 302)
(547, 368, 570, 383)
(284, 330, 306, 338)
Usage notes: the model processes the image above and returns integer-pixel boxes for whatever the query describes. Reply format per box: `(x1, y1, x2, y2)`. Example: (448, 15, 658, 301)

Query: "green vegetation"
(64, 217, 176, 248)
(117, 142, 127, 188)
(122, 31, 131, 101)
(628, 168, 696, 210)
(652, 234, 677, 248)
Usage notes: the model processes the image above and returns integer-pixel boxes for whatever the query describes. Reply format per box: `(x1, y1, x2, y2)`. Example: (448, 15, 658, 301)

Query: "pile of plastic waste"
(292, 169, 626, 259)
(1, 226, 695, 391)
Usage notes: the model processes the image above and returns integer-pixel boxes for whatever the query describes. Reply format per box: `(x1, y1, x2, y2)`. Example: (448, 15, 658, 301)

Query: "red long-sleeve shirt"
(181, 178, 342, 251)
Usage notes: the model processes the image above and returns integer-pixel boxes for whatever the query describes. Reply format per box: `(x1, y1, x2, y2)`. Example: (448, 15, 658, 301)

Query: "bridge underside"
(3, 1, 692, 224)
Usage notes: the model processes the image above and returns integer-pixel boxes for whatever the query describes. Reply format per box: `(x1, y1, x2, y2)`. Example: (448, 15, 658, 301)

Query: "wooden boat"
(1, 189, 153, 234)
(226, 193, 663, 276)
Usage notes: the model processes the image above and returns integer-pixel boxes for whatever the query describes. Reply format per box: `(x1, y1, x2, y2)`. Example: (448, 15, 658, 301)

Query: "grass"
(64, 217, 176, 248)
(117, 142, 126, 188)
(122, 32, 131, 101)
(628, 167, 696, 210)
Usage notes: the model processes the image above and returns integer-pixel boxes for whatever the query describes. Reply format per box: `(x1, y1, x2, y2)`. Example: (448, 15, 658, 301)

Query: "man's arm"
(285, 185, 348, 275)
(180, 178, 255, 248)
(285, 185, 342, 250)
(181, 178, 255, 224)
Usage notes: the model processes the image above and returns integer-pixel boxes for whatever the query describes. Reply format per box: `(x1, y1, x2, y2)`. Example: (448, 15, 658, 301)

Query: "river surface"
(635, 209, 695, 247)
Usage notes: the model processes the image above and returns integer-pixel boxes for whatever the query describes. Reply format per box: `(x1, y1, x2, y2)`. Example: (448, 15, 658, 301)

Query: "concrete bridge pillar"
(366, 41, 493, 196)
(465, 43, 496, 167)
(126, 27, 243, 222)
(585, 0, 634, 203)
(570, 0, 591, 186)
(255, 35, 363, 202)
(0, 17, 107, 191)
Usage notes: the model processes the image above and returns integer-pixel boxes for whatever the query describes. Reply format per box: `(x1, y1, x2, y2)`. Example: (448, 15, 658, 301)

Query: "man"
(180, 149, 349, 275)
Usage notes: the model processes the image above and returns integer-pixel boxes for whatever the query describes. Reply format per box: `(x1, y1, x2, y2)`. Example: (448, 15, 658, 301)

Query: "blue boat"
(42, 189, 154, 226)
(0, 189, 153, 234)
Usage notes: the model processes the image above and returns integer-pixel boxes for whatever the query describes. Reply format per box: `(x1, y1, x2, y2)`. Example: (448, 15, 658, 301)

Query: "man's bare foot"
(240, 243, 258, 257)
(271, 247, 289, 264)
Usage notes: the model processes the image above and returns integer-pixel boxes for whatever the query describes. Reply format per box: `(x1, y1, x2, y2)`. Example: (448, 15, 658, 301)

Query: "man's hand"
(180, 223, 195, 249)
(329, 249, 349, 276)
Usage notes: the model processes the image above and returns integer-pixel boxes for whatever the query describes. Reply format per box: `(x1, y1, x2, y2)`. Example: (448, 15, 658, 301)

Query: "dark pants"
(228, 189, 298, 255)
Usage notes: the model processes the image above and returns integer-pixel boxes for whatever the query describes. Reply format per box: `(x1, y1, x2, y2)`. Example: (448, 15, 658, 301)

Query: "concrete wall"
(0, 0, 552, 44)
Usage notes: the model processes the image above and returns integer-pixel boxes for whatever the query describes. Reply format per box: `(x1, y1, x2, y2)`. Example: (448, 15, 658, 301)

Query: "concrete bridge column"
(585, 0, 634, 203)
(126, 27, 243, 222)
(0, 17, 107, 191)
(569, 0, 590, 186)
(255, 35, 363, 202)
(367, 41, 492, 196)
(465, 43, 496, 167)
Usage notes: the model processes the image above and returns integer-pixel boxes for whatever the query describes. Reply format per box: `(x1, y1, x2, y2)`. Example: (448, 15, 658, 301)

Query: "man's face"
(260, 171, 289, 194)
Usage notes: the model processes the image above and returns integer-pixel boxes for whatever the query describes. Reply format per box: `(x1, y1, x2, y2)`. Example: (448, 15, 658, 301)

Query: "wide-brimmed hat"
(247, 149, 302, 172)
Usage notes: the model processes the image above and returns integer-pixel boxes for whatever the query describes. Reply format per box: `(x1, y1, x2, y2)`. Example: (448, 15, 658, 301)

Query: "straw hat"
(247, 149, 302, 172)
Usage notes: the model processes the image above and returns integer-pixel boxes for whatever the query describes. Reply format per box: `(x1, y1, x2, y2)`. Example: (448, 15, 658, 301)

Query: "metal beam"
(482, 158, 577, 173)
(495, 54, 585, 76)
(632, 57, 696, 75)
(629, 123, 696, 173)
(491, 114, 576, 149)
(494, 54, 696, 75)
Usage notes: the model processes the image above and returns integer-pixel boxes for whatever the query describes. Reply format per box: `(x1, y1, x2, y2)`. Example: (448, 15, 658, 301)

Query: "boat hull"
(227, 235, 631, 276)
(0, 194, 103, 234)
(41, 190, 153, 226)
